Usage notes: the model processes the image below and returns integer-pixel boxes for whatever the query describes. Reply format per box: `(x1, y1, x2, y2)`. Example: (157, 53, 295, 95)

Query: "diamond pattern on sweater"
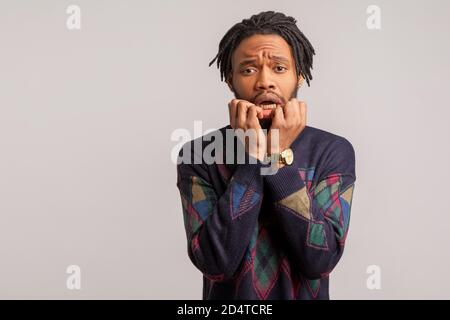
(230, 182, 260, 220)
(252, 227, 282, 300)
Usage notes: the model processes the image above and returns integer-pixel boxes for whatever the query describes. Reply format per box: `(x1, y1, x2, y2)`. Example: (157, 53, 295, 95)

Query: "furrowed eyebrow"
(238, 55, 289, 68)
(271, 55, 290, 64)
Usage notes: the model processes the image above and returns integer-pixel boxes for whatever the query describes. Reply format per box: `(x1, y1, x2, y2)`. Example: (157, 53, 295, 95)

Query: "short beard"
(233, 86, 299, 130)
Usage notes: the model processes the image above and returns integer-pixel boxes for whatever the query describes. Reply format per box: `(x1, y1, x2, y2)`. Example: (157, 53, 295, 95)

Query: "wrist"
(266, 147, 294, 166)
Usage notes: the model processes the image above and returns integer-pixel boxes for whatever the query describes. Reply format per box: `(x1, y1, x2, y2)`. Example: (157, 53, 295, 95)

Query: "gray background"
(0, 0, 449, 299)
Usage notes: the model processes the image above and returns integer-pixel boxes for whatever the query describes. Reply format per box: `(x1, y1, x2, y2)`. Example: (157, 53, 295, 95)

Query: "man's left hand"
(267, 98, 307, 159)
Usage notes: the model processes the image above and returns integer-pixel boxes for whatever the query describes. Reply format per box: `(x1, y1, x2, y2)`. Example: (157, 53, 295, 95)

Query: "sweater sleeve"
(176, 144, 264, 282)
(263, 138, 356, 280)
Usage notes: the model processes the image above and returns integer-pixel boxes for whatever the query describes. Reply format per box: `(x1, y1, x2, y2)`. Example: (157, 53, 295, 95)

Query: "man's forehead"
(234, 35, 292, 60)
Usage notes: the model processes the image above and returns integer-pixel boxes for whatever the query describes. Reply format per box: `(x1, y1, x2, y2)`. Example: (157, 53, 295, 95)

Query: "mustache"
(253, 91, 285, 106)
(233, 88, 298, 106)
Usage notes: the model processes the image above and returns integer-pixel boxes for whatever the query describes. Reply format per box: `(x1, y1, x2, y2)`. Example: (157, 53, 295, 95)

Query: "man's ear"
(297, 74, 305, 87)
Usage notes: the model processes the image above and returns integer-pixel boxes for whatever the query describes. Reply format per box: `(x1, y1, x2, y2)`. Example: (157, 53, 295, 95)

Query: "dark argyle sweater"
(176, 124, 356, 300)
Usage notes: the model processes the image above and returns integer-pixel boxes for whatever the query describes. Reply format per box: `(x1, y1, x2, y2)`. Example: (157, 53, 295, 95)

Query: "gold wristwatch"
(269, 148, 294, 165)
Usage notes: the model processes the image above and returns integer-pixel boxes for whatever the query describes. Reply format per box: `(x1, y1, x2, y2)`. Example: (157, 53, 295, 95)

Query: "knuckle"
(237, 100, 246, 107)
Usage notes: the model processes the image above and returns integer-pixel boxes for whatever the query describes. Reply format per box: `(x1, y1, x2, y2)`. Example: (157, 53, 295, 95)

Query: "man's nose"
(255, 66, 276, 91)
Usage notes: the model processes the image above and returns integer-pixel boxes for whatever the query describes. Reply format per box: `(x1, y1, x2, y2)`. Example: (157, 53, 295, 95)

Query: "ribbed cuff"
(263, 160, 305, 201)
(232, 153, 264, 190)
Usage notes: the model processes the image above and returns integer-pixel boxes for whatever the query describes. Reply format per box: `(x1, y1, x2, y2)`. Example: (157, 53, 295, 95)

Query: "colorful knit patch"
(275, 167, 316, 220)
(308, 221, 328, 249)
(299, 167, 316, 191)
(276, 170, 354, 250)
(277, 186, 311, 220)
(313, 174, 355, 242)
(252, 226, 283, 300)
(180, 175, 217, 240)
(306, 278, 321, 298)
(230, 182, 261, 220)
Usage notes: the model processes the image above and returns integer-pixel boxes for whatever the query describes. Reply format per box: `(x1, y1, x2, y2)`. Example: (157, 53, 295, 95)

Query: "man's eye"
(243, 68, 255, 75)
(275, 66, 287, 72)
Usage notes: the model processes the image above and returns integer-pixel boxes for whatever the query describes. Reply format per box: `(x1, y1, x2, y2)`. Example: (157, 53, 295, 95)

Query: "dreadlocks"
(208, 11, 316, 87)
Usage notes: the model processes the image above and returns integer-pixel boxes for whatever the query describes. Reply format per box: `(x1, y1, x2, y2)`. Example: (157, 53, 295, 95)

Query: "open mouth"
(254, 94, 283, 107)
(257, 103, 277, 119)
(253, 94, 283, 119)
(259, 101, 277, 108)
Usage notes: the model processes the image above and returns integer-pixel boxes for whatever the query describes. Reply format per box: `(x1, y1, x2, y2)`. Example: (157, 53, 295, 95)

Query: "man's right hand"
(228, 99, 267, 162)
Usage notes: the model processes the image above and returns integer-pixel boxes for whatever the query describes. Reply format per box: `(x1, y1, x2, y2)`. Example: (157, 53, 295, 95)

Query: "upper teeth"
(261, 103, 277, 109)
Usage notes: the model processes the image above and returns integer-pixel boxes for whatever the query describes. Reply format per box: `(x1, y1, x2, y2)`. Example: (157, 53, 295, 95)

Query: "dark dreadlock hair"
(208, 11, 316, 87)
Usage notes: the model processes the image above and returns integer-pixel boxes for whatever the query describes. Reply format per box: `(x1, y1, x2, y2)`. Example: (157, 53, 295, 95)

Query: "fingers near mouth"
(258, 103, 278, 119)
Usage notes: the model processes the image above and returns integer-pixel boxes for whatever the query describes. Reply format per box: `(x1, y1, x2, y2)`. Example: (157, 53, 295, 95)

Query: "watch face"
(283, 148, 294, 165)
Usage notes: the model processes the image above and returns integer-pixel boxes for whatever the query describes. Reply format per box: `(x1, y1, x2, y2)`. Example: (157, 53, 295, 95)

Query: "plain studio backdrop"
(1, 0, 449, 299)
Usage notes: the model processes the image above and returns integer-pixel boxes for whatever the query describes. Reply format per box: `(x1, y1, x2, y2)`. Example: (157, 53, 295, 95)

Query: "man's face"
(226, 33, 302, 128)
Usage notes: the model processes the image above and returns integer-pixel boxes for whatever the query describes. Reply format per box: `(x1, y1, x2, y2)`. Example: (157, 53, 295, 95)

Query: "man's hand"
(228, 99, 266, 162)
(267, 98, 307, 161)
